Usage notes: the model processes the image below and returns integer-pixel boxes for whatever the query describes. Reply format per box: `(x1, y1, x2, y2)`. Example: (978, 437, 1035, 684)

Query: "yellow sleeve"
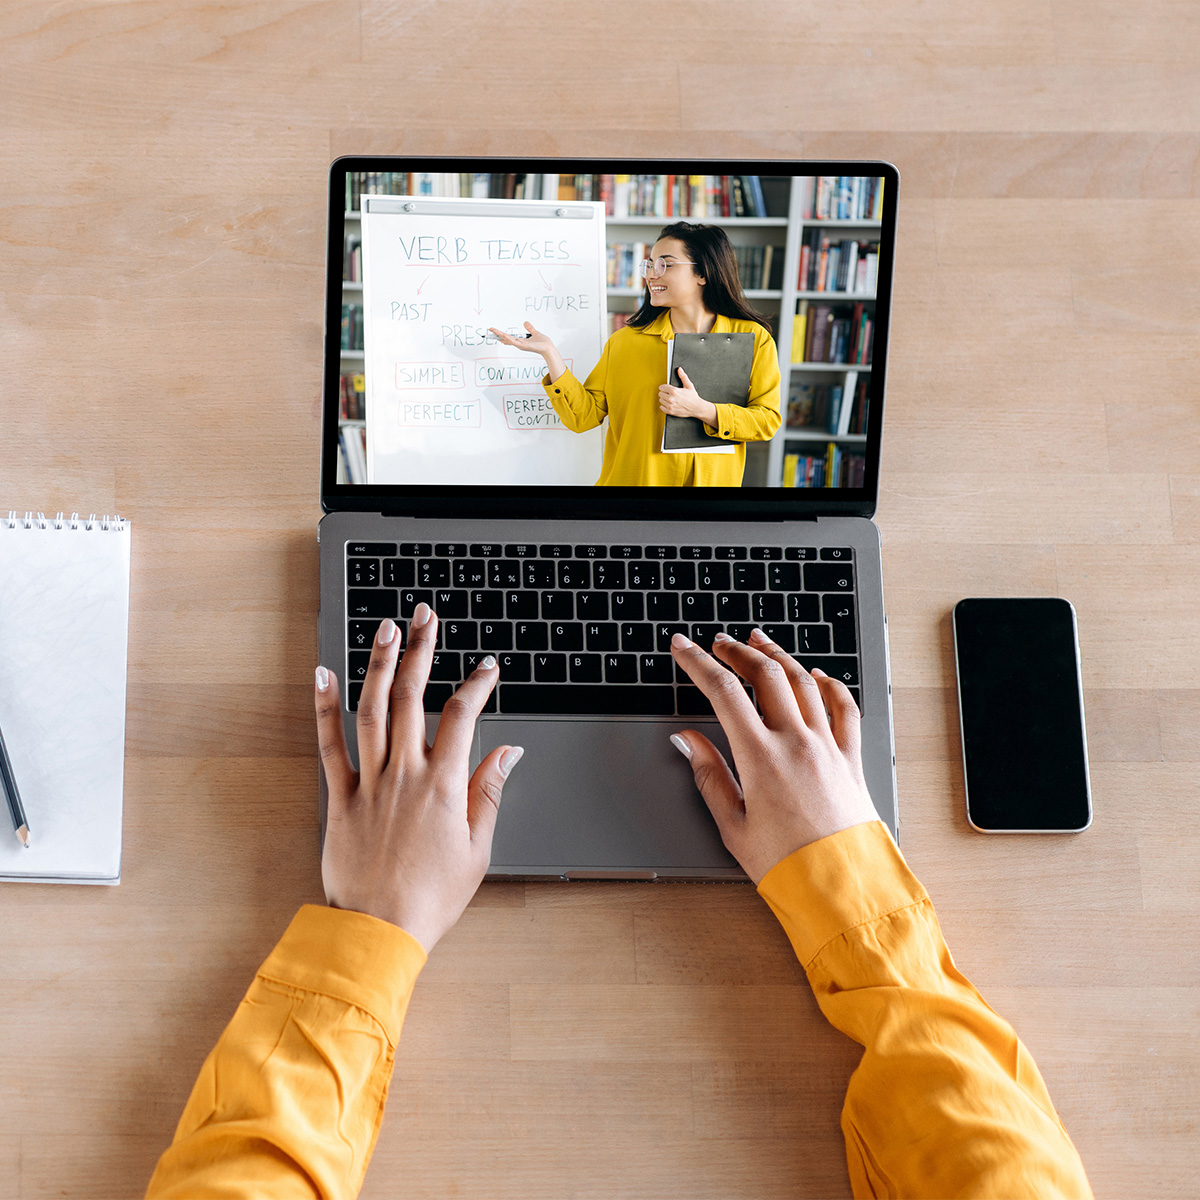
(145, 904, 427, 1199)
(706, 327, 782, 443)
(757, 822, 1094, 1200)
(542, 338, 612, 433)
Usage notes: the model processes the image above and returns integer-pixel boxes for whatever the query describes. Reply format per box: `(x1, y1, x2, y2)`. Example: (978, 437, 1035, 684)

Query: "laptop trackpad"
(476, 718, 742, 877)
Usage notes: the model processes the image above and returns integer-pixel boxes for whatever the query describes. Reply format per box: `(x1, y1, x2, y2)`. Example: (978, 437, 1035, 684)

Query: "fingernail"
(671, 632, 693, 649)
(713, 631, 734, 643)
(810, 667, 826, 677)
(479, 654, 497, 671)
(377, 618, 397, 645)
(412, 602, 431, 627)
(670, 733, 693, 760)
(315, 665, 330, 692)
(749, 627, 769, 643)
(499, 745, 524, 778)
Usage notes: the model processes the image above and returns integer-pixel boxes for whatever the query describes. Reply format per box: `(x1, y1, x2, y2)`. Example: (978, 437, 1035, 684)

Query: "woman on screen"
(489, 222, 781, 487)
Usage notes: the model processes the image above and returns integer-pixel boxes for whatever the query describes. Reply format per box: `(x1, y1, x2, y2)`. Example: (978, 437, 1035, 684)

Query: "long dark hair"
(625, 221, 773, 335)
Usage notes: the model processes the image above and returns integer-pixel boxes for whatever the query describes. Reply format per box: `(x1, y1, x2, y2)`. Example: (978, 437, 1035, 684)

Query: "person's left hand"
(658, 366, 709, 418)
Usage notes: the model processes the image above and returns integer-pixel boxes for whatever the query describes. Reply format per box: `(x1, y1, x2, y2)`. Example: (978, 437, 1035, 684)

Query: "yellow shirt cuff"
(756, 821, 928, 969)
(257, 904, 428, 1047)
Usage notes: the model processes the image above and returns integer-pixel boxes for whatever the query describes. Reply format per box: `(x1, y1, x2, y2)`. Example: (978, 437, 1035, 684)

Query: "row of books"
(338, 424, 367, 485)
(563, 174, 790, 220)
(792, 301, 873, 365)
(786, 377, 869, 436)
(799, 233, 880, 294)
(344, 237, 362, 283)
(782, 445, 867, 488)
(798, 177, 885, 223)
(339, 372, 366, 421)
(341, 304, 365, 352)
(606, 241, 784, 291)
(346, 172, 545, 212)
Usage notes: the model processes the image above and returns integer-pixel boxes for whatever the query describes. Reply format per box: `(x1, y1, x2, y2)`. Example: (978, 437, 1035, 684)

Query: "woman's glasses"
(637, 257, 697, 279)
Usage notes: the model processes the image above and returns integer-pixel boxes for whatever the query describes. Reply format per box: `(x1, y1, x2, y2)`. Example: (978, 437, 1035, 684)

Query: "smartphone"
(952, 598, 1092, 833)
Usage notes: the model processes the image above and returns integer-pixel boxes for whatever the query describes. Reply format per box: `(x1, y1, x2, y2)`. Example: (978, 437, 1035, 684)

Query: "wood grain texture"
(1, 2, 1198, 1197)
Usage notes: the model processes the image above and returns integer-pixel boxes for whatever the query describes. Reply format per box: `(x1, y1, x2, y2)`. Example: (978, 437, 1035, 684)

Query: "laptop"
(318, 156, 899, 879)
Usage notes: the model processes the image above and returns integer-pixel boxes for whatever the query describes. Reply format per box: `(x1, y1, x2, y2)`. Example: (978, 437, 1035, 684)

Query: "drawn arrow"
(538, 270, 553, 292)
(472, 274, 483, 315)
(415, 275, 430, 294)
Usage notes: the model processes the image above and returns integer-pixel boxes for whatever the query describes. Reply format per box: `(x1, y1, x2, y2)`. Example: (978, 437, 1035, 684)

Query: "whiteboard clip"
(403, 202, 416, 212)
(555, 207, 568, 217)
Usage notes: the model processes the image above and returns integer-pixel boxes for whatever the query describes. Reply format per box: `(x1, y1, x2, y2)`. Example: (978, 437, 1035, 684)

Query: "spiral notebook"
(0, 512, 131, 884)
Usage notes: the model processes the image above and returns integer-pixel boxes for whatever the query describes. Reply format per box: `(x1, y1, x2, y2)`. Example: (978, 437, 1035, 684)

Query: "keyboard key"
(646, 592, 680, 621)
(750, 546, 783, 559)
(610, 545, 641, 559)
(383, 558, 415, 588)
(726, 623, 756, 643)
(542, 592, 573, 620)
(497, 651, 531, 681)
(348, 682, 363, 710)
(569, 653, 603, 682)
(500, 684, 673, 715)
(655, 623, 690, 652)
(444, 620, 478, 649)
(734, 562, 766, 590)
(489, 560, 522, 588)
(689, 623, 723, 652)
(557, 560, 591, 589)
(454, 560, 487, 587)
(823, 594, 858, 653)
(768, 562, 801, 591)
(621, 623, 654, 651)
(628, 562, 661, 589)
(505, 591, 539, 619)
(398, 589, 432, 617)
(348, 589, 398, 618)
(462, 651, 490, 674)
(348, 651, 371, 682)
(717, 593, 750, 622)
(470, 543, 503, 557)
(680, 593, 715, 622)
(540, 544, 572, 558)
(471, 590, 503, 618)
(523, 561, 556, 588)
(603, 653, 638, 683)
(429, 651, 461, 681)
(417, 559, 451, 587)
(533, 652, 568, 682)
(644, 545, 676, 560)
(795, 655, 859, 685)
(804, 562, 855, 592)
(550, 622, 583, 650)
(715, 546, 747, 559)
(575, 544, 606, 559)
(347, 620, 381, 650)
(431, 589, 469, 618)
(787, 593, 820, 622)
(640, 653, 675, 682)
(592, 561, 627, 589)
(761, 624, 796, 652)
(785, 546, 818, 561)
(399, 542, 431, 556)
(677, 686, 714, 715)
(820, 547, 852, 561)
(585, 622, 619, 651)
(698, 562, 731, 590)
(505, 543, 536, 557)
(847, 686, 861, 711)
(347, 542, 396, 557)
(515, 621, 549, 650)
(678, 546, 712, 560)
(435, 543, 468, 557)
(575, 592, 609, 620)
(797, 624, 832, 654)
(423, 682, 455, 710)
(751, 593, 785, 623)
(610, 592, 644, 621)
(347, 558, 379, 587)
(479, 621, 513, 650)
(662, 561, 696, 590)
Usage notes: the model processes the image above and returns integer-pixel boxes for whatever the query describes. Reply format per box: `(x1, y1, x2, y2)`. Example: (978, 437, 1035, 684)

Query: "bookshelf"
(336, 172, 881, 488)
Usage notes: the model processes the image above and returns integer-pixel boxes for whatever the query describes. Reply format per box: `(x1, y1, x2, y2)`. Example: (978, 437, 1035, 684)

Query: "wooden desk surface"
(2, 3, 1197, 1197)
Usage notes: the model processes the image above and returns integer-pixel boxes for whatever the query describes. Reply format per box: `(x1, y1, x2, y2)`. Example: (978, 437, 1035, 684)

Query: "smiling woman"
(488, 221, 782, 487)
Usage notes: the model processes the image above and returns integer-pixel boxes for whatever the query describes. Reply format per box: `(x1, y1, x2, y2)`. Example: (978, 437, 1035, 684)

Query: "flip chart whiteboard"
(360, 195, 607, 486)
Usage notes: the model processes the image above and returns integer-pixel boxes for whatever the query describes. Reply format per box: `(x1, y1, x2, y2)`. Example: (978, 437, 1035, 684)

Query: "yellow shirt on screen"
(146, 821, 1093, 1199)
(543, 309, 782, 487)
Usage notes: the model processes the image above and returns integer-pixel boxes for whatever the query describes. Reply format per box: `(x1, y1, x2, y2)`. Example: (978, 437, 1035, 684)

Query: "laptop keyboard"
(344, 542, 860, 717)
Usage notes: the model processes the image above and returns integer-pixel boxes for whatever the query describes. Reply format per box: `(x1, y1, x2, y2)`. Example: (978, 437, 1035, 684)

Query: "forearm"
(146, 905, 426, 1199)
(758, 822, 1092, 1200)
(543, 346, 567, 383)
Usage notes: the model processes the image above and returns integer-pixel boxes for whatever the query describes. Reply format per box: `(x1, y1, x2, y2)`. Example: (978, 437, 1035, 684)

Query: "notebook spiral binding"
(3, 511, 129, 531)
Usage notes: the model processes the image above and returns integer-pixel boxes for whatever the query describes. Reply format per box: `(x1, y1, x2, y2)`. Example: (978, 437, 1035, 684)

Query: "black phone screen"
(953, 598, 1092, 833)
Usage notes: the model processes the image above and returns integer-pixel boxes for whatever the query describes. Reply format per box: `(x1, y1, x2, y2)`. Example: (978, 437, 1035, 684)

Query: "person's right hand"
(488, 321, 558, 358)
(669, 627, 880, 884)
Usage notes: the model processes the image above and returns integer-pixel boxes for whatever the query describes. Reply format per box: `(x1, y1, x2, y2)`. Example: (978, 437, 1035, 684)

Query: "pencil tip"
(16, 825, 30, 848)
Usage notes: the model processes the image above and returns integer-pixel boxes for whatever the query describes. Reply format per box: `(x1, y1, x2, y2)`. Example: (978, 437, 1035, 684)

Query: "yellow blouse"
(543, 309, 782, 487)
(145, 821, 1093, 1199)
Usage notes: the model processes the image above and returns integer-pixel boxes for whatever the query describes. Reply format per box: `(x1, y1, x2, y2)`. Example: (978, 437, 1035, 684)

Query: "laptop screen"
(321, 156, 898, 521)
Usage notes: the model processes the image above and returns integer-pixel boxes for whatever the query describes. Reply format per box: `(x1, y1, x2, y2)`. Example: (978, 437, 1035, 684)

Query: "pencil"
(0, 720, 30, 848)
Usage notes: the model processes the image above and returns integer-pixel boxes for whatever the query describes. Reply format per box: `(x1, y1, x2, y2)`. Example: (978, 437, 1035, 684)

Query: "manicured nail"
(412, 602, 431, 627)
(479, 655, 497, 670)
(811, 667, 826, 677)
(499, 745, 524, 778)
(377, 618, 397, 645)
(671, 632, 693, 649)
(315, 665, 330, 692)
(670, 733, 693, 760)
(749, 627, 769, 644)
(713, 631, 734, 644)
